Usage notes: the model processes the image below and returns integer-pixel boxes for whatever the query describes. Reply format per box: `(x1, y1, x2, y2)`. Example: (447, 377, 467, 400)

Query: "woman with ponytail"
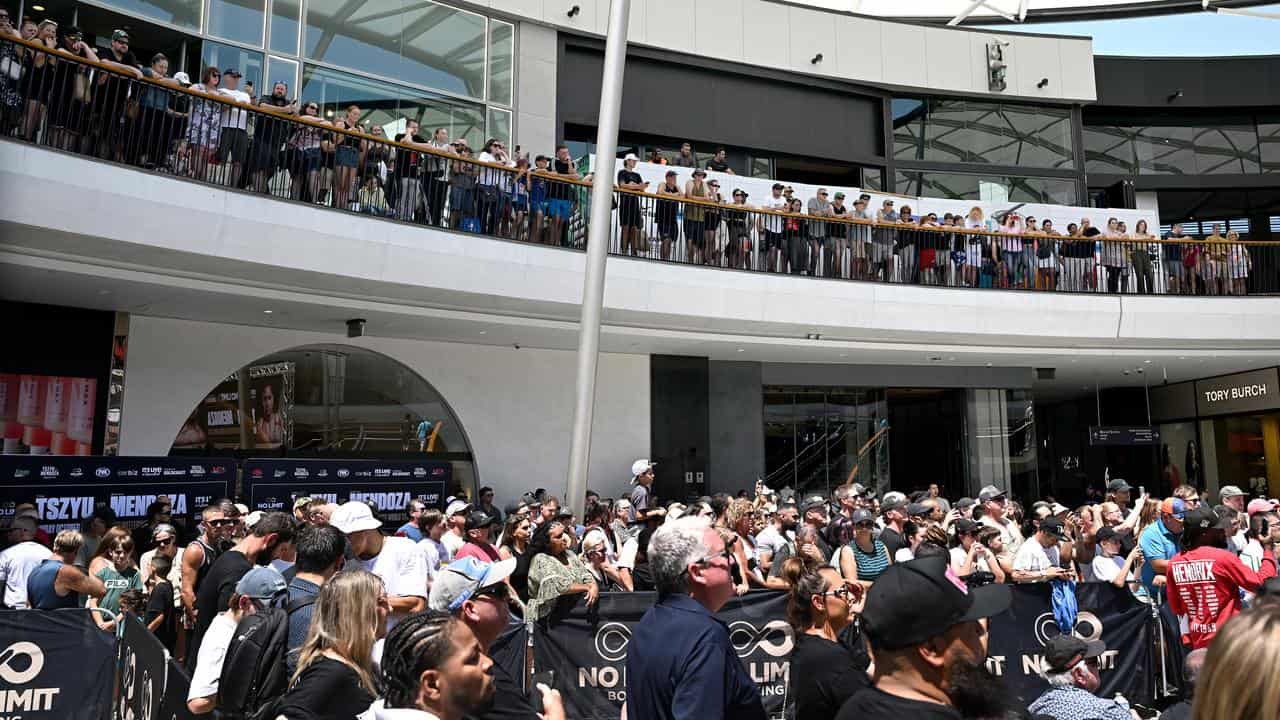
(784, 558, 870, 720)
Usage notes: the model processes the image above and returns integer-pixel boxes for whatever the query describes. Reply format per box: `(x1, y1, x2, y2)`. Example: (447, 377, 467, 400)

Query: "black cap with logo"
(1043, 635, 1106, 673)
(862, 556, 1011, 651)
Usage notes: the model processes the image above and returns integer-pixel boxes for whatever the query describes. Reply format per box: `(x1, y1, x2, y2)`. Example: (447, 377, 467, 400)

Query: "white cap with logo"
(330, 501, 382, 534)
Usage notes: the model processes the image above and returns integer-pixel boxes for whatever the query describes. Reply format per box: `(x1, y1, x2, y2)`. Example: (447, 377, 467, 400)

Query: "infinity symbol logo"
(594, 622, 632, 662)
(728, 620, 793, 658)
(0, 641, 44, 684)
(1033, 611, 1103, 647)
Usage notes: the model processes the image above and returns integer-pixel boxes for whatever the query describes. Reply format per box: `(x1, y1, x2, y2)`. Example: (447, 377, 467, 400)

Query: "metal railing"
(4, 34, 1278, 296)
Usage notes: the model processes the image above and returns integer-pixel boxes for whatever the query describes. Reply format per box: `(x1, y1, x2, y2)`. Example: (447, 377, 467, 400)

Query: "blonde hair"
(1193, 606, 1280, 720)
(53, 529, 83, 554)
(291, 568, 384, 694)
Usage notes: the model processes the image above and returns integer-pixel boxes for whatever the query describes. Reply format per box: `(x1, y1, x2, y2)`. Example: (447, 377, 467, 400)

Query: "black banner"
(160, 657, 200, 720)
(985, 583, 1155, 707)
(533, 591, 794, 720)
(242, 458, 451, 528)
(0, 609, 117, 720)
(0, 456, 233, 534)
(117, 614, 168, 720)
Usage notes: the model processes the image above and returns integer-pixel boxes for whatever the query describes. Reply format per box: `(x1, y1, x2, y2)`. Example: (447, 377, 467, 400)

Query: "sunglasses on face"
(155, 537, 175, 546)
(475, 583, 510, 601)
(818, 584, 854, 600)
(210, 518, 237, 527)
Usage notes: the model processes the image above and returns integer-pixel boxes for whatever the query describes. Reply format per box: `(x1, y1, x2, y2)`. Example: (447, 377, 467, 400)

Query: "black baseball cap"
(1043, 635, 1106, 673)
(850, 508, 875, 525)
(1184, 505, 1232, 532)
(464, 510, 498, 531)
(1095, 526, 1120, 544)
(1039, 517, 1067, 539)
(772, 183, 784, 190)
(1107, 479, 1132, 493)
(800, 495, 828, 514)
(906, 502, 932, 518)
(954, 518, 979, 535)
(223, 67, 243, 77)
(862, 556, 1011, 651)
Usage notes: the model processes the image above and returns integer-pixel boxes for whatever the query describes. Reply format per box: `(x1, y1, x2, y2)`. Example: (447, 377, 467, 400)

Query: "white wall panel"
(693, 0, 745, 63)
(1056, 38, 1097, 101)
(924, 26, 974, 91)
(647, 0, 698, 50)
(624, 0, 647, 43)
(787, 5, 836, 74)
(1012, 35, 1062, 97)
(120, 316, 651, 502)
(879, 22, 928, 87)
(741, 0, 790, 69)
(833, 12, 883, 81)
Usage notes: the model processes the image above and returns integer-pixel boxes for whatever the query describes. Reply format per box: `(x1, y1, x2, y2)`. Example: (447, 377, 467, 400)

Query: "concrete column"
(709, 361, 764, 495)
(965, 389, 1010, 497)
(515, 23, 558, 154)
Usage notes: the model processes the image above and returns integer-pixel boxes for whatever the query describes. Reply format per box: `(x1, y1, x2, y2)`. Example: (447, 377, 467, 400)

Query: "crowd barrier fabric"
(0, 456, 233, 535)
(530, 584, 1159, 720)
(242, 458, 451, 527)
(533, 590, 794, 720)
(0, 609, 117, 720)
(984, 582, 1155, 707)
(117, 614, 169, 720)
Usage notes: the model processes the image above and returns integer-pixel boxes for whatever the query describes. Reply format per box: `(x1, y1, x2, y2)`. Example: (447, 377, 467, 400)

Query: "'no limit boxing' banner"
(532, 584, 1156, 720)
(242, 458, 451, 528)
(0, 456, 233, 534)
(533, 590, 794, 720)
(0, 609, 117, 720)
(984, 582, 1155, 706)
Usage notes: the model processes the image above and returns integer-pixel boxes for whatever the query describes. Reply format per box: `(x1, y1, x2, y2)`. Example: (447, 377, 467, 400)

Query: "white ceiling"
(799, 0, 1259, 23)
(4, 250, 1274, 403)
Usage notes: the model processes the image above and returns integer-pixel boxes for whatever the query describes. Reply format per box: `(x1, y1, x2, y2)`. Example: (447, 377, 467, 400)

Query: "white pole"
(565, 0, 631, 519)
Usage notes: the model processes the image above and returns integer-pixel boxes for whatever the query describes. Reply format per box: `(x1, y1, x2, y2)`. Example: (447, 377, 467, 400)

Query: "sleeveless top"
(27, 559, 78, 610)
(685, 182, 707, 222)
(847, 539, 889, 582)
(191, 537, 219, 594)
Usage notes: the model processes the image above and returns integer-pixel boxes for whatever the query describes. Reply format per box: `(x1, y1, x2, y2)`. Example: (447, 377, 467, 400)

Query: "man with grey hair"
(26, 529, 106, 609)
(1160, 648, 1205, 720)
(1028, 635, 1137, 719)
(624, 516, 765, 720)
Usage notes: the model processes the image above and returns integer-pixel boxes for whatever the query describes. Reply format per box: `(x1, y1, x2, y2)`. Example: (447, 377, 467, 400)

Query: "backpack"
(216, 594, 316, 720)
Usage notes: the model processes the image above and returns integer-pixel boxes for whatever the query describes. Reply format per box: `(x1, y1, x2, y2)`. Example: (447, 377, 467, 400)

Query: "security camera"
(566, 4, 580, 17)
(346, 318, 366, 338)
(513, 343, 521, 350)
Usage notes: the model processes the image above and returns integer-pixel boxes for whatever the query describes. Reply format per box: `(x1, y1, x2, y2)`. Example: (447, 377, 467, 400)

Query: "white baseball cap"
(624, 153, 638, 162)
(330, 501, 382, 534)
(631, 459, 655, 477)
(446, 499, 472, 517)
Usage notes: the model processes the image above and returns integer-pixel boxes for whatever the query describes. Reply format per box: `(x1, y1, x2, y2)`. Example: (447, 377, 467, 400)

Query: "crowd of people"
(0, 23, 1264, 296)
(4, 462, 1280, 720)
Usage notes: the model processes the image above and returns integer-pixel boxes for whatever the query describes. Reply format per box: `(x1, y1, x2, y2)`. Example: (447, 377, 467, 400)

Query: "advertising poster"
(0, 456, 233, 534)
(0, 373, 97, 456)
(243, 458, 451, 528)
(172, 362, 295, 451)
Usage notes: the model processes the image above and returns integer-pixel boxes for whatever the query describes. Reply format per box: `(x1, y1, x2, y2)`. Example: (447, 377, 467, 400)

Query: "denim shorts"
(547, 198, 573, 220)
(335, 145, 359, 168)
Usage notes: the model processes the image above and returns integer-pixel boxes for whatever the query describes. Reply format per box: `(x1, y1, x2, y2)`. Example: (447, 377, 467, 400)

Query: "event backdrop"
(0, 456, 233, 534)
(0, 609, 117, 720)
(242, 458, 451, 528)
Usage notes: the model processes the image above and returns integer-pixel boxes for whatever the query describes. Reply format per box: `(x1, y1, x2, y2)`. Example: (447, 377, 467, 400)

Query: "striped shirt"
(847, 539, 890, 582)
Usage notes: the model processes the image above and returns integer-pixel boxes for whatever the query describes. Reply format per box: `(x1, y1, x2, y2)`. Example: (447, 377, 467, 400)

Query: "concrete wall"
(709, 361, 766, 493)
(487, 0, 1097, 101)
(120, 316, 650, 503)
(516, 22, 558, 152)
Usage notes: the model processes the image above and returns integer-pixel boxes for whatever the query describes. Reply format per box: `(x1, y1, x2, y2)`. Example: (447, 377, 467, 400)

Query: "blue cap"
(427, 556, 516, 612)
(235, 566, 287, 601)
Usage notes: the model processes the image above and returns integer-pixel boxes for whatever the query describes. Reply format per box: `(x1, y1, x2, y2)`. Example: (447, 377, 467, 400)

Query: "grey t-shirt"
(807, 197, 831, 237)
(630, 483, 650, 513)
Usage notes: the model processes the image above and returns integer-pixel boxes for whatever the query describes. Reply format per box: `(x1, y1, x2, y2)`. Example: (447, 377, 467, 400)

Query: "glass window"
(95, 0, 200, 31)
(301, 64, 486, 144)
(488, 20, 513, 107)
(305, 0, 487, 99)
(201, 41, 264, 90)
(893, 96, 1075, 170)
(748, 157, 772, 179)
(265, 56, 298, 99)
(269, 0, 301, 54)
(763, 387, 891, 498)
(861, 167, 884, 191)
(1134, 126, 1195, 175)
(1192, 126, 1261, 175)
(487, 107, 511, 148)
(1261, 122, 1280, 174)
(208, 0, 266, 47)
(897, 170, 1077, 205)
(1083, 125, 1137, 174)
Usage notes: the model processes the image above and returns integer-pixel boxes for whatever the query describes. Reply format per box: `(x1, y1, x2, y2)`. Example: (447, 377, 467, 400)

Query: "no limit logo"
(592, 619, 793, 662)
(0, 641, 60, 714)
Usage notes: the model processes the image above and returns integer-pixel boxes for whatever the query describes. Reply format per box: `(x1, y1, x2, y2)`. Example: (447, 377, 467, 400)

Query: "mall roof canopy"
(797, 0, 1280, 25)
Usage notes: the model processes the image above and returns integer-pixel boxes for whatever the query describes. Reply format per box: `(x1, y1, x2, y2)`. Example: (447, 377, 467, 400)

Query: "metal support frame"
(564, 0, 630, 520)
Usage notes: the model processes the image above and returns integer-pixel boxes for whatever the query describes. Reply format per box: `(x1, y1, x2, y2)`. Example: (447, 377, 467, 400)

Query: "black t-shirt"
(193, 550, 251, 648)
(878, 527, 905, 558)
(791, 634, 870, 720)
(467, 660, 536, 720)
(617, 169, 641, 206)
(96, 49, 140, 102)
(256, 95, 292, 147)
(707, 160, 731, 172)
(145, 580, 178, 650)
(275, 656, 375, 720)
(392, 134, 427, 179)
(835, 687, 961, 720)
(550, 159, 574, 200)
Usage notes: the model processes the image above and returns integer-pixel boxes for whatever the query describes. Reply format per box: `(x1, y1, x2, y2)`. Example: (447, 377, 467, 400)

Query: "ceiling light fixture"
(31, 4, 44, 10)
(478, 330, 487, 335)
(262, 309, 273, 314)
(1167, 89, 1184, 102)
(736, 348, 745, 353)
(805, 333, 822, 340)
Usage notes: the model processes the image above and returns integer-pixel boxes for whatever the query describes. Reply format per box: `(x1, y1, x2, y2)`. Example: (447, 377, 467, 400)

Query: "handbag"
(0, 55, 20, 82)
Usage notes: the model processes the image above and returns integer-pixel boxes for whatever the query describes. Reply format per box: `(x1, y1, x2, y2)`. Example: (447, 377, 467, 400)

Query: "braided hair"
(378, 610, 456, 710)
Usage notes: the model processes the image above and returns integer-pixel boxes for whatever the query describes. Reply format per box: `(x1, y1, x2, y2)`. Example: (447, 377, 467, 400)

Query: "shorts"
(705, 212, 720, 230)
(249, 138, 281, 174)
(512, 194, 530, 212)
(217, 128, 249, 164)
(547, 198, 573, 220)
(683, 219, 705, 246)
(764, 230, 784, 251)
(619, 199, 642, 228)
(871, 242, 893, 263)
(1164, 260, 1183, 279)
(335, 144, 359, 168)
(920, 248, 936, 267)
(809, 234, 826, 247)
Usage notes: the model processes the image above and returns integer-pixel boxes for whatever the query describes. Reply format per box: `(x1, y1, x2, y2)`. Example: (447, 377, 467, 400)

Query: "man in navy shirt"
(624, 516, 765, 720)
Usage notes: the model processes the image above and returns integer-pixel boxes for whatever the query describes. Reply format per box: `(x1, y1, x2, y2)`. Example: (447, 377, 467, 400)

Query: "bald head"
(1184, 648, 1207, 687)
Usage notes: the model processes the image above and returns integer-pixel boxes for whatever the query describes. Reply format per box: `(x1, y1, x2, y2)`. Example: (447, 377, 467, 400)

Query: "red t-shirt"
(454, 542, 501, 563)
(1166, 545, 1276, 649)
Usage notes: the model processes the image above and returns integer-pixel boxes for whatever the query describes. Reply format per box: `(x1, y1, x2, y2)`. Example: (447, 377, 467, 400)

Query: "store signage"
(1089, 426, 1161, 446)
(242, 458, 450, 528)
(1149, 382, 1196, 423)
(1194, 368, 1280, 418)
(0, 456, 232, 534)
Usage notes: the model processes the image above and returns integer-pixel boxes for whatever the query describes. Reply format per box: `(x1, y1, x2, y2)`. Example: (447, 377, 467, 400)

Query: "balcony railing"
(3, 35, 1278, 296)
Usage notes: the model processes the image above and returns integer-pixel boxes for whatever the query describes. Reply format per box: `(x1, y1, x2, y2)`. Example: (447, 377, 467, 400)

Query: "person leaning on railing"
(0, 10, 21, 136)
(135, 52, 184, 169)
(42, 24, 97, 153)
(285, 99, 331, 203)
(447, 139, 478, 231)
